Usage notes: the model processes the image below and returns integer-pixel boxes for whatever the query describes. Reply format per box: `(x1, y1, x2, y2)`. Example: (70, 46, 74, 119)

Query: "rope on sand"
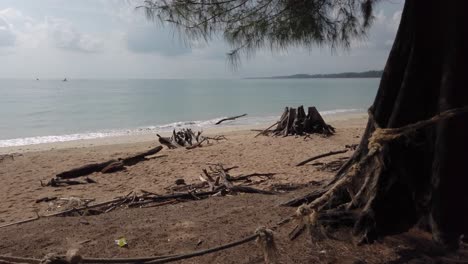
(0, 227, 277, 264)
(0, 255, 40, 264)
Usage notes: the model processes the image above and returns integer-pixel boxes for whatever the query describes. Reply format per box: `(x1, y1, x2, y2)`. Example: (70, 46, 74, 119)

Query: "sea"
(0, 78, 379, 147)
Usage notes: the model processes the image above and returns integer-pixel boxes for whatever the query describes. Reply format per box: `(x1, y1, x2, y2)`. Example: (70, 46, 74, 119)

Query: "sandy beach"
(0, 114, 366, 223)
(1, 113, 466, 263)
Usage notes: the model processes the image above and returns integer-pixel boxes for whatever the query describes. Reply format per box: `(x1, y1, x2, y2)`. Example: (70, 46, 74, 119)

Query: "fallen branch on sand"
(0, 215, 40, 229)
(229, 172, 276, 182)
(41, 177, 97, 187)
(158, 129, 227, 149)
(296, 149, 349, 167)
(169, 167, 276, 193)
(185, 138, 207, 150)
(269, 180, 324, 193)
(199, 165, 276, 194)
(312, 157, 349, 172)
(215, 113, 247, 125)
(254, 121, 279, 138)
(45, 146, 163, 187)
(35, 196, 57, 203)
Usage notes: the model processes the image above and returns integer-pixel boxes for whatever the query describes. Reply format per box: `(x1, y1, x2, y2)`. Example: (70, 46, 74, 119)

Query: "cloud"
(352, 9, 402, 51)
(46, 17, 103, 52)
(389, 10, 402, 33)
(0, 7, 104, 53)
(0, 8, 34, 25)
(0, 17, 15, 46)
(126, 25, 191, 56)
(0, 1, 403, 78)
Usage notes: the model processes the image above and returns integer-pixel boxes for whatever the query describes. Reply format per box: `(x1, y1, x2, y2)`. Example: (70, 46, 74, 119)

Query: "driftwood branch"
(159, 129, 227, 149)
(200, 165, 276, 195)
(50, 146, 163, 185)
(157, 134, 180, 149)
(229, 173, 276, 181)
(186, 138, 207, 150)
(254, 121, 279, 138)
(0, 216, 40, 229)
(122, 146, 163, 165)
(56, 160, 117, 179)
(296, 149, 349, 167)
(42, 177, 97, 187)
(215, 114, 247, 125)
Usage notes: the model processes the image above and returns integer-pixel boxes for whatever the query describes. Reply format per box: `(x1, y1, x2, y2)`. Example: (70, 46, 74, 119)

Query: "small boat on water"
(62, 78, 68, 82)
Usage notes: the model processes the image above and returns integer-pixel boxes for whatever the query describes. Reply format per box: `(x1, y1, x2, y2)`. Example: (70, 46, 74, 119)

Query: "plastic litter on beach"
(115, 237, 128, 247)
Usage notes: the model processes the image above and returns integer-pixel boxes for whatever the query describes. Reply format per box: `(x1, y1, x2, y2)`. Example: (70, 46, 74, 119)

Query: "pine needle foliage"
(139, 0, 378, 65)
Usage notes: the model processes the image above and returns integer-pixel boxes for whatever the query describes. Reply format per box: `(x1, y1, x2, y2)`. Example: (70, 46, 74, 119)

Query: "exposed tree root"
(288, 105, 468, 245)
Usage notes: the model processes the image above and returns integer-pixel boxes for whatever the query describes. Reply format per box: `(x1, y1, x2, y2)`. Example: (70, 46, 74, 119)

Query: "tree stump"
(272, 106, 334, 136)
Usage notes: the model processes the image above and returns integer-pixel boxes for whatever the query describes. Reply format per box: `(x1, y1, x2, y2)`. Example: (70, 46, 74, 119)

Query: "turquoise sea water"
(0, 78, 379, 147)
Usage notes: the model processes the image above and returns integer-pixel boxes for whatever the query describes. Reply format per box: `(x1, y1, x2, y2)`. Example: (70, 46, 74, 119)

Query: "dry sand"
(0, 114, 366, 223)
(1, 114, 466, 263)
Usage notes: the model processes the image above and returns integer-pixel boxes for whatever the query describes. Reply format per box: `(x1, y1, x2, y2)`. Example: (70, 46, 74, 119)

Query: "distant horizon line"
(0, 71, 384, 81)
(245, 69, 384, 79)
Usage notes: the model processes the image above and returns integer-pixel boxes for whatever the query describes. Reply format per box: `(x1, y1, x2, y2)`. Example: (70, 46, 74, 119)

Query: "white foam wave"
(320, 108, 363, 115)
(0, 132, 127, 148)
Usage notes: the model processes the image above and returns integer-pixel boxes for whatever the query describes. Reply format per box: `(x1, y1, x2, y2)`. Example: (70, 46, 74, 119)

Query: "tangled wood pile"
(168, 165, 276, 194)
(157, 128, 227, 149)
(257, 106, 335, 137)
(36, 165, 275, 218)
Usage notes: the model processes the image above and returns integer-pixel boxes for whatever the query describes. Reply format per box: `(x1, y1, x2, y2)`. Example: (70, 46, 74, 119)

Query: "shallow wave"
(0, 132, 127, 148)
(0, 108, 364, 147)
(320, 108, 363, 115)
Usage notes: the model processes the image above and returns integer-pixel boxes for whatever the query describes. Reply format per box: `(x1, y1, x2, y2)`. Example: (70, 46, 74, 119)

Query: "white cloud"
(125, 25, 191, 56)
(0, 17, 15, 47)
(0, 7, 104, 53)
(0, 1, 404, 78)
(0, 8, 33, 25)
(46, 17, 103, 52)
(389, 10, 402, 33)
(358, 9, 402, 50)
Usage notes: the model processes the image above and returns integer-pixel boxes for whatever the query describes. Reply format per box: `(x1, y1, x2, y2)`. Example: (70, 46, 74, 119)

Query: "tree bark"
(301, 0, 468, 249)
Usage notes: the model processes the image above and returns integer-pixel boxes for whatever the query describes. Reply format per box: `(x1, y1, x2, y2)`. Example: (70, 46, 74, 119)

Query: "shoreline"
(0, 112, 367, 154)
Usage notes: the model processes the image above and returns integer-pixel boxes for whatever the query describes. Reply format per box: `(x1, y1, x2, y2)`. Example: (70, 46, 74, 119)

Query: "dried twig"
(254, 121, 279, 138)
(296, 149, 349, 167)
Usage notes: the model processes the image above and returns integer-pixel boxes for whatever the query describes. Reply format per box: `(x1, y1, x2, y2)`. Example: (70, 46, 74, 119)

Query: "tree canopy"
(140, 0, 377, 64)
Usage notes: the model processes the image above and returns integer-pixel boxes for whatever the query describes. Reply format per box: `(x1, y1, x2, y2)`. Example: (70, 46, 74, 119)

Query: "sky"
(0, 0, 404, 79)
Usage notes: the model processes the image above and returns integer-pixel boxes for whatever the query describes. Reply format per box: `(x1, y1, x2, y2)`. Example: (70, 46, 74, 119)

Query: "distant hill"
(247, 70, 383, 79)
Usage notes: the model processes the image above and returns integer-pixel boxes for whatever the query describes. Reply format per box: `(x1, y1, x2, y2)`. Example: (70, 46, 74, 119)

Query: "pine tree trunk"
(311, 0, 468, 249)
